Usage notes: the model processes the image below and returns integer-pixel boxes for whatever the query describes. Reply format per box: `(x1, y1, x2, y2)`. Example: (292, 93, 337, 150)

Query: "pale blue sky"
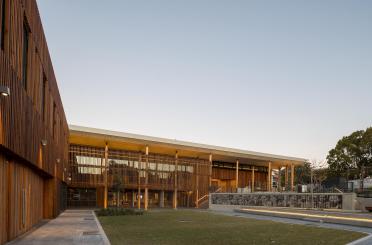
(37, 0, 372, 161)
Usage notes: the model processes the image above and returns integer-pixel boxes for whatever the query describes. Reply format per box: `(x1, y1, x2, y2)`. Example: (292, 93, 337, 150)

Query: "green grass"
(98, 209, 366, 245)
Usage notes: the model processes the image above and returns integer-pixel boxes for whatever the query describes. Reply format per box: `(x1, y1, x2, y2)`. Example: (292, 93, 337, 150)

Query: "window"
(22, 19, 30, 89)
(41, 74, 46, 121)
(1, 0, 6, 49)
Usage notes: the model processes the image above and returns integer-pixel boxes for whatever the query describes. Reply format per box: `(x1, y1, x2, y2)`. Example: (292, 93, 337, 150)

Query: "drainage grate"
(82, 231, 100, 236)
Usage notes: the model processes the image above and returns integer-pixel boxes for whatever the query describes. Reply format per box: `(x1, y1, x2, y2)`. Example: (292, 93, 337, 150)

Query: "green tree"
(327, 127, 372, 179)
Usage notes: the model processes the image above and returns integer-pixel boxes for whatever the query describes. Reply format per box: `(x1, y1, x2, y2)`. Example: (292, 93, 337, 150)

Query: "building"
(0, 1, 306, 244)
(0, 1, 69, 244)
(68, 125, 306, 209)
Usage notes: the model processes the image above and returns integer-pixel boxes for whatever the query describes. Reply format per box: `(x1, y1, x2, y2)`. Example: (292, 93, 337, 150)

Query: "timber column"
(285, 165, 289, 191)
(291, 163, 295, 191)
(267, 162, 272, 192)
(277, 166, 281, 191)
(251, 167, 255, 192)
(209, 154, 213, 187)
(196, 160, 199, 208)
(173, 152, 178, 209)
(104, 143, 109, 209)
(160, 190, 165, 208)
(144, 146, 149, 210)
(235, 160, 239, 191)
(137, 154, 141, 209)
(131, 191, 135, 208)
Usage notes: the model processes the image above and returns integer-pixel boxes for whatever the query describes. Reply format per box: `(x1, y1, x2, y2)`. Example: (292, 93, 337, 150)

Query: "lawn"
(98, 209, 365, 245)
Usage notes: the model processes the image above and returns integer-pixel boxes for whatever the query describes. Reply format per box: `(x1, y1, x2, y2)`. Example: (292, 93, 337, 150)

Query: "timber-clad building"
(0, 0, 306, 244)
(68, 126, 305, 209)
(0, 0, 68, 244)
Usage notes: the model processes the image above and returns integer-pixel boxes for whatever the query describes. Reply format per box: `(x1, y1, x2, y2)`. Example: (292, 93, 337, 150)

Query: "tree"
(295, 162, 311, 185)
(327, 127, 372, 180)
(109, 160, 125, 207)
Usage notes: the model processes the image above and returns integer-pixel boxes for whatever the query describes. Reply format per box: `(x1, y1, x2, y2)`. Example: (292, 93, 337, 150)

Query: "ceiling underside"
(69, 130, 306, 168)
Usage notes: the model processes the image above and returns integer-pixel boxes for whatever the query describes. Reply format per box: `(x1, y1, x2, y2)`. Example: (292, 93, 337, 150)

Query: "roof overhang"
(69, 125, 307, 168)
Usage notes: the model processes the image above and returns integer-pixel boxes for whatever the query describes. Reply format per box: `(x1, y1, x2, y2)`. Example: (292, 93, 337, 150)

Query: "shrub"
(95, 208, 144, 216)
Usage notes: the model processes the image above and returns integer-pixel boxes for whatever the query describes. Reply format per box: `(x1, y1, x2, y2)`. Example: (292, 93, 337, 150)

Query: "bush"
(95, 208, 144, 217)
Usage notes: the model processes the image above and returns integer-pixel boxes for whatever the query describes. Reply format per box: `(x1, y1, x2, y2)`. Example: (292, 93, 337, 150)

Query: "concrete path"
(209, 209, 372, 245)
(9, 210, 110, 245)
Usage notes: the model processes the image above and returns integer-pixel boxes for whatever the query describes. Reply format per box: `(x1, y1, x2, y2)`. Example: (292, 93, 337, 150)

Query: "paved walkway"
(210, 209, 372, 245)
(10, 210, 110, 245)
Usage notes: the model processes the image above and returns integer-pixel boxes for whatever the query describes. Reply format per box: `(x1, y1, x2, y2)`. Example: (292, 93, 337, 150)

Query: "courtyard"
(98, 209, 365, 245)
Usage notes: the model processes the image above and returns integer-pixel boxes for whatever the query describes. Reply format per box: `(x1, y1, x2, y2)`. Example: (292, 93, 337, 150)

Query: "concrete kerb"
(92, 210, 111, 245)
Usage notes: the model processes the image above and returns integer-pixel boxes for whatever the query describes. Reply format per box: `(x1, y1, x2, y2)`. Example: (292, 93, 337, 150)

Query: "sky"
(36, 0, 372, 162)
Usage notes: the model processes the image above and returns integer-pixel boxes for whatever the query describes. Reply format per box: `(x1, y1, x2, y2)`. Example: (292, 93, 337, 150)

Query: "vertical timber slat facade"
(0, 0, 68, 244)
(68, 125, 305, 210)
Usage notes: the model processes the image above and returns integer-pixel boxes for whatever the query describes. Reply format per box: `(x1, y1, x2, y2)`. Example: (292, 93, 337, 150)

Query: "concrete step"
(235, 208, 372, 228)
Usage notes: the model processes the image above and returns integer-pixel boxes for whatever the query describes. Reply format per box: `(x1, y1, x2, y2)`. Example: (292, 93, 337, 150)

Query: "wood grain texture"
(0, 153, 44, 243)
(0, 0, 69, 178)
(0, 0, 68, 243)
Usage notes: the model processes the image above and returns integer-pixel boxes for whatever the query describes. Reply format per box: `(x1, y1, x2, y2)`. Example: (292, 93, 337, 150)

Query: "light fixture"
(41, 139, 47, 146)
(56, 158, 61, 163)
(0, 85, 10, 97)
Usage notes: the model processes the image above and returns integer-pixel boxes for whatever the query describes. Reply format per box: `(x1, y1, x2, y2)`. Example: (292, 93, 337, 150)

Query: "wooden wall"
(0, 0, 69, 177)
(212, 167, 268, 191)
(0, 0, 68, 243)
(0, 153, 44, 243)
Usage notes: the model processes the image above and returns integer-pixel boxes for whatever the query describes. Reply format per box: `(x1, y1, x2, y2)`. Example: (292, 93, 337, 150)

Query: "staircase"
(195, 187, 222, 209)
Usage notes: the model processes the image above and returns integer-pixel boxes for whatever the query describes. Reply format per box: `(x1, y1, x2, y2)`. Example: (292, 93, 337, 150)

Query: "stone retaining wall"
(210, 192, 356, 210)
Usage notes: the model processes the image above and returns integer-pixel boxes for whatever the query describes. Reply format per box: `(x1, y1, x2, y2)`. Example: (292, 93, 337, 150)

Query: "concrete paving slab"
(8, 210, 110, 245)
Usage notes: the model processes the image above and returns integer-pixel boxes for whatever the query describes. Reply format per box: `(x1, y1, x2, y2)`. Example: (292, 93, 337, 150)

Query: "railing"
(195, 195, 209, 208)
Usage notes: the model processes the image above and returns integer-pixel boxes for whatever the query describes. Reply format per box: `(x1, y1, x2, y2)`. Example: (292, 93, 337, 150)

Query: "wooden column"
(209, 154, 212, 187)
(285, 165, 289, 191)
(278, 166, 281, 192)
(251, 167, 255, 193)
(267, 162, 272, 192)
(144, 146, 149, 211)
(160, 190, 165, 208)
(137, 154, 141, 209)
(291, 163, 295, 191)
(235, 160, 239, 191)
(173, 152, 178, 209)
(104, 143, 108, 209)
(131, 190, 135, 208)
(196, 160, 199, 208)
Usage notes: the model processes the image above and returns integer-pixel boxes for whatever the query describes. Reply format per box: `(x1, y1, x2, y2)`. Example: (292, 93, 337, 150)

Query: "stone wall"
(210, 193, 356, 210)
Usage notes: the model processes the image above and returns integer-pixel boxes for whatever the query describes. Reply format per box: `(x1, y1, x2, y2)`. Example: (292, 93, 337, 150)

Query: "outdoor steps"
(235, 207, 372, 228)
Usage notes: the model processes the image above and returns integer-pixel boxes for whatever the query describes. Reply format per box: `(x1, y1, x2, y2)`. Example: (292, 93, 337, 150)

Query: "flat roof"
(69, 125, 307, 167)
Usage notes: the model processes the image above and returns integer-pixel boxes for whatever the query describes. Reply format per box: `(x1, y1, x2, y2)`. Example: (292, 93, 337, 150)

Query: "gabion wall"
(211, 193, 343, 209)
